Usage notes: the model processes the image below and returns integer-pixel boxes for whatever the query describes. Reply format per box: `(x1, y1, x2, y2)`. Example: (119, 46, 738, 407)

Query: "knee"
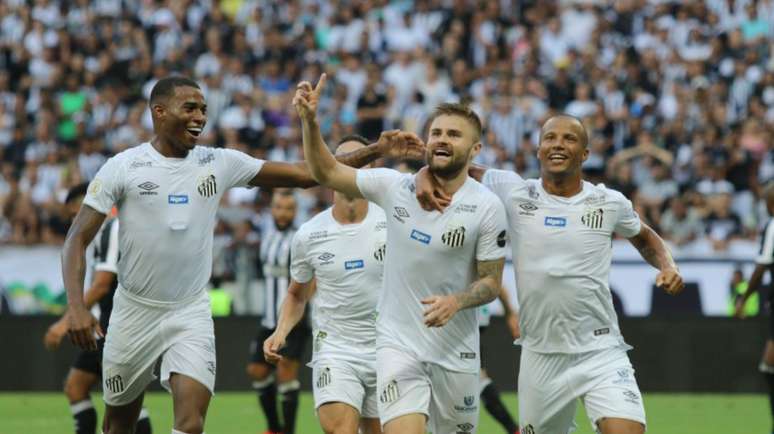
(246, 363, 271, 381)
(174, 413, 205, 434)
(63, 376, 89, 402)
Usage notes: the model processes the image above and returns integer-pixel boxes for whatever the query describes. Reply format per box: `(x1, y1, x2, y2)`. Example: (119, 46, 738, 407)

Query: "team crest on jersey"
(522, 425, 535, 434)
(380, 380, 400, 403)
(374, 242, 386, 262)
(197, 174, 217, 197)
(442, 226, 466, 248)
(582, 208, 604, 229)
(317, 367, 331, 388)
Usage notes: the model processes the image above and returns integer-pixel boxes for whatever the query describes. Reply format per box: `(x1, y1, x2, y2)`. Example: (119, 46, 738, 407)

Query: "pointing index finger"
(314, 73, 327, 95)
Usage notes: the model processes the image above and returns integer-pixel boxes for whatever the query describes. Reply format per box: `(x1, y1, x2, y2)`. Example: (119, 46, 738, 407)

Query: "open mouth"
(548, 153, 568, 162)
(433, 149, 452, 158)
(186, 127, 202, 138)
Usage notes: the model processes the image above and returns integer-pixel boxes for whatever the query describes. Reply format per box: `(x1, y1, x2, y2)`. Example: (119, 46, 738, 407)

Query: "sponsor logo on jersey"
(345, 259, 364, 270)
(317, 367, 331, 389)
(130, 160, 152, 169)
(309, 230, 328, 240)
(374, 243, 386, 262)
(459, 352, 476, 359)
(318, 252, 335, 265)
(138, 181, 159, 195)
(197, 174, 217, 197)
(401, 179, 416, 193)
(544, 216, 566, 227)
(206, 361, 216, 375)
(622, 390, 640, 404)
(313, 331, 327, 352)
(593, 327, 610, 336)
(198, 152, 215, 166)
(168, 194, 189, 204)
(584, 194, 605, 205)
(88, 179, 102, 195)
(410, 229, 431, 244)
(518, 202, 538, 216)
(522, 424, 535, 434)
(456, 422, 475, 433)
(454, 395, 478, 413)
(497, 230, 507, 247)
(105, 375, 124, 393)
(375, 221, 387, 231)
(527, 185, 539, 200)
(393, 206, 410, 223)
(454, 204, 478, 213)
(380, 380, 400, 404)
(582, 208, 604, 229)
(614, 369, 634, 385)
(442, 226, 466, 248)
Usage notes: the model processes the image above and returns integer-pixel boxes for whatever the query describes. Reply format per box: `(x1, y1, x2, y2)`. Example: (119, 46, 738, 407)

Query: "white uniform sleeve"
(290, 230, 314, 284)
(613, 191, 642, 238)
(476, 196, 508, 261)
(481, 169, 523, 202)
(218, 148, 265, 188)
(95, 219, 119, 274)
(756, 220, 774, 265)
(83, 155, 125, 214)
(355, 168, 401, 208)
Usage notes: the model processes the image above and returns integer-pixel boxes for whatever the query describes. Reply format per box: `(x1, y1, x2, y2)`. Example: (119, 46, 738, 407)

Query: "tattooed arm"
(422, 258, 505, 327)
(628, 222, 684, 295)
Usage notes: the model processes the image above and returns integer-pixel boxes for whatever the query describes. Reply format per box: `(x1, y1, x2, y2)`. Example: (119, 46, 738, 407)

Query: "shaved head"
(541, 114, 588, 148)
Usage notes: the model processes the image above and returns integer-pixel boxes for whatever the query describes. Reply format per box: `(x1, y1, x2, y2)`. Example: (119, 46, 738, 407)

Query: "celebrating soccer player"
(418, 114, 684, 434)
(294, 74, 508, 434)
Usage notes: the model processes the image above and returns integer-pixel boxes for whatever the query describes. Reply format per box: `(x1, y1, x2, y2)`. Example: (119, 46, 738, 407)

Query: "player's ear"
(151, 102, 165, 120)
(469, 141, 482, 161)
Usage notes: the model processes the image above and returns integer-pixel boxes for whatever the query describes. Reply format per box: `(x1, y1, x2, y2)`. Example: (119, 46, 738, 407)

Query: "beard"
(427, 149, 470, 179)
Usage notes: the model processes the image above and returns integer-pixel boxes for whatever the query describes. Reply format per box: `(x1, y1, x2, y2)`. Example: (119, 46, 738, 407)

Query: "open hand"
(422, 295, 460, 327)
(377, 130, 426, 161)
(293, 73, 327, 122)
(263, 332, 287, 364)
(656, 268, 684, 296)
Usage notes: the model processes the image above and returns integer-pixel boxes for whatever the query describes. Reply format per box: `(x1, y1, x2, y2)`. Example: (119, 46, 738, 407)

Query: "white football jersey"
(483, 169, 641, 353)
(356, 168, 507, 373)
(291, 202, 387, 362)
(84, 142, 264, 303)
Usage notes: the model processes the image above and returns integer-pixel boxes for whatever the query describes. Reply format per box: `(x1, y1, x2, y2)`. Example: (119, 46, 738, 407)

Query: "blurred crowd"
(1, 0, 773, 259)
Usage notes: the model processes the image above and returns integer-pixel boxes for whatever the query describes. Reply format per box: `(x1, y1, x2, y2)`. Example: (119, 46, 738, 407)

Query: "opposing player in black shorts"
(735, 182, 774, 434)
(44, 183, 152, 434)
(479, 287, 520, 434)
(246, 189, 310, 434)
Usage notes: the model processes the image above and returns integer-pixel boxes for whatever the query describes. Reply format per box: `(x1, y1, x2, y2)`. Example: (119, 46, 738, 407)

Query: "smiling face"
(537, 115, 588, 178)
(426, 114, 481, 179)
(152, 85, 207, 153)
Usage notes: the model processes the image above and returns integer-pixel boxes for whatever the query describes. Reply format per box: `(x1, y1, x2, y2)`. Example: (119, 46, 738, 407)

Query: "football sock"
(279, 380, 301, 434)
(71, 400, 97, 434)
(254, 374, 282, 432)
(136, 407, 152, 434)
(481, 382, 519, 433)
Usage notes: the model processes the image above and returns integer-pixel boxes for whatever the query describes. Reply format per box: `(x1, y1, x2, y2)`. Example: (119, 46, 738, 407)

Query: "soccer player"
(263, 135, 386, 434)
(62, 76, 422, 434)
(734, 182, 774, 434)
(44, 183, 153, 434)
(294, 74, 508, 434)
(247, 189, 307, 434)
(417, 114, 684, 434)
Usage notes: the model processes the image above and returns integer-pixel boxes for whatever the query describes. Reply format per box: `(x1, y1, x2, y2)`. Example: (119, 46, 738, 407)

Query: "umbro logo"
(457, 422, 475, 433)
(318, 252, 335, 264)
(138, 181, 159, 195)
(393, 207, 410, 223)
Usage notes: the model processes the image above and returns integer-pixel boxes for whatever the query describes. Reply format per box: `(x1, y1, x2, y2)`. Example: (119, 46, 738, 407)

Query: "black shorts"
(249, 325, 310, 364)
(71, 339, 105, 376)
(479, 326, 489, 367)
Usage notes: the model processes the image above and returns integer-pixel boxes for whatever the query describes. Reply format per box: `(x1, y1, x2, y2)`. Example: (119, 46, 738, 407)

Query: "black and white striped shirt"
(756, 218, 774, 267)
(93, 218, 120, 332)
(259, 226, 296, 329)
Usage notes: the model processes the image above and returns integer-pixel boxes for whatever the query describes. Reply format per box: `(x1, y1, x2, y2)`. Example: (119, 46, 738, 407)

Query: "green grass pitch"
(0, 392, 767, 434)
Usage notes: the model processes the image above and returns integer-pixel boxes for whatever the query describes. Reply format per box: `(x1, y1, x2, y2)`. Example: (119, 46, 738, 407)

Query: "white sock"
(70, 399, 94, 415)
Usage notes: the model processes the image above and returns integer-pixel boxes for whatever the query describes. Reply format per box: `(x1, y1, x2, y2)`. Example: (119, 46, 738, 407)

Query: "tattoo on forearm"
(336, 146, 381, 168)
(455, 259, 504, 309)
(630, 228, 675, 270)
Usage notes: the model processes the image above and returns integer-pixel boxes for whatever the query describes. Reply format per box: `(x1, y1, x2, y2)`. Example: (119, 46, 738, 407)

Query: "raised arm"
(61, 204, 107, 350)
(422, 258, 505, 327)
(627, 222, 684, 295)
(263, 278, 316, 363)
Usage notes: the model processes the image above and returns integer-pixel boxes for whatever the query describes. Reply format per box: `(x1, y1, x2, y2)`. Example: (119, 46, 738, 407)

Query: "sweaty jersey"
(92, 218, 120, 332)
(356, 168, 507, 373)
(483, 169, 641, 353)
(260, 225, 296, 329)
(291, 202, 386, 362)
(84, 142, 264, 303)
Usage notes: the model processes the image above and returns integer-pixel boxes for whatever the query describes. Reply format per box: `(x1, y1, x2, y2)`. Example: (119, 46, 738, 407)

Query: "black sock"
(135, 407, 152, 434)
(279, 380, 301, 434)
(70, 400, 97, 434)
(765, 370, 774, 432)
(481, 382, 519, 433)
(254, 376, 282, 432)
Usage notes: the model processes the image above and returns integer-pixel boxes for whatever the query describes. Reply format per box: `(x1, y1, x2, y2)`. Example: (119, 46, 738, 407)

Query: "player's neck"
(542, 173, 583, 197)
(151, 136, 188, 159)
(430, 166, 468, 196)
(332, 199, 368, 224)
